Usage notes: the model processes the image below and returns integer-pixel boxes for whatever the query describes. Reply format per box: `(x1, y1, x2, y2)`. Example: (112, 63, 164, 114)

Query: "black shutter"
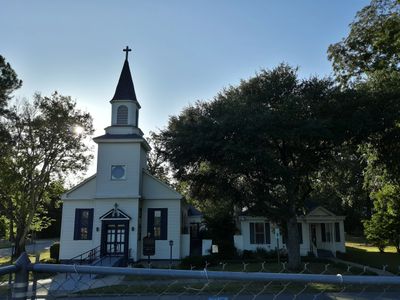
(147, 208, 155, 238)
(282, 227, 287, 244)
(160, 208, 168, 240)
(87, 209, 94, 240)
(321, 223, 326, 242)
(73, 209, 80, 240)
(335, 222, 340, 242)
(298, 223, 303, 244)
(265, 223, 270, 244)
(250, 223, 255, 244)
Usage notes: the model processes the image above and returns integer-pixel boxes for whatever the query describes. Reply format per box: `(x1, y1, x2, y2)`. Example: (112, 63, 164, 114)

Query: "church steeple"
(103, 46, 143, 136)
(111, 47, 139, 103)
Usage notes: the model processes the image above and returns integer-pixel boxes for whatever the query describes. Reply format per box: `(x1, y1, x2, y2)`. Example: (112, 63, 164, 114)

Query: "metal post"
(12, 252, 31, 300)
(8, 245, 14, 300)
(277, 237, 280, 265)
(30, 254, 40, 300)
(169, 240, 174, 269)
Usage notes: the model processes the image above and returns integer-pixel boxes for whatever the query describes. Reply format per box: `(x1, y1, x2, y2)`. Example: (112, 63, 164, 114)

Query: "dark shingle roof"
(94, 133, 143, 140)
(111, 59, 138, 102)
(187, 205, 203, 216)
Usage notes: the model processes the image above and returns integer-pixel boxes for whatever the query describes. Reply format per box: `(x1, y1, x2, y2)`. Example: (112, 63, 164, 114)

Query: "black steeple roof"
(111, 57, 138, 102)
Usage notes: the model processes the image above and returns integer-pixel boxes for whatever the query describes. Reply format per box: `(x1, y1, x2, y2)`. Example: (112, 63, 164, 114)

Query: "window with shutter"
(147, 208, 168, 240)
(74, 209, 94, 240)
(249, 222, 270, 244)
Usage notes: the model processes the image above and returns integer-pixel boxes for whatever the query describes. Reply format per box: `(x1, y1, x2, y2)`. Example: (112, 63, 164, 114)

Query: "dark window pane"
(250, 223, 255, 244)
(264, 223, 270, 244)
(335, 222, 340, 242)
(250, 222, 266, 244)
(74, 209, 93, 240)
(298, 223, 303, 244)
(321, 223, 326, 242)
(147, 208, 168, 240)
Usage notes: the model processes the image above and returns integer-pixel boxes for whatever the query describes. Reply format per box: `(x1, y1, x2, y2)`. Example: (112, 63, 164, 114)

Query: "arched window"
(117, 105, 128, 125)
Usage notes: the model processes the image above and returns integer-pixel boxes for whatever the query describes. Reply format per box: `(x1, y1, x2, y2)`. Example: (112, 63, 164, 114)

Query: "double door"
(101, 220, 129, 257)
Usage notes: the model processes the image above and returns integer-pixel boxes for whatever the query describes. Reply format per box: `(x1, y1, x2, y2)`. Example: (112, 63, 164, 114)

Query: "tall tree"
(362, 145, 400, 252)
(0, 55, 22, 156)
(1, 92, 93, 256)
(310, 145, 372, 234)
(158, 65, 398, 269)
(328, 0, 400, 85)
(146, 131, 172, 184)
(0, 55, 22, 113)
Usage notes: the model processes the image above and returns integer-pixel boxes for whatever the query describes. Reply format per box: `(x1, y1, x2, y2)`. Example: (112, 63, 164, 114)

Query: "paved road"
(0, 239, 57, 258)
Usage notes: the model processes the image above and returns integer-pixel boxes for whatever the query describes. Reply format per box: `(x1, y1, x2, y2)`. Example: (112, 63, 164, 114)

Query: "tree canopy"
(328, 0, 400, 85)
(0, 55, 22, 156)
(0, 92, 94, 256)
(157, 64, 400, 268)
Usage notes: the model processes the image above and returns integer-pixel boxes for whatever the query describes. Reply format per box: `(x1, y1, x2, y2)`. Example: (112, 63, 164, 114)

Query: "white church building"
(59, 48, 346, 263)
(59, 48, 208, 263)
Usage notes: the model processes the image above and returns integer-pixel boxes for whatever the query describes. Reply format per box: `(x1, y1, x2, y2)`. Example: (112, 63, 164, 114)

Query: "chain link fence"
(2, 253, 400, 299)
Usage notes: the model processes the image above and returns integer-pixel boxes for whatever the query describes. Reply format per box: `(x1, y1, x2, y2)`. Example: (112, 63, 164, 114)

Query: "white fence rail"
(2, 253, 400, 299)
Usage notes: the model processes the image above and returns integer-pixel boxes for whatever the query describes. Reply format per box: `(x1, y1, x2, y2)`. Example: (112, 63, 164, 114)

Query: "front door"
(101, 220, 129, 257)
(311, 224, 317, 246)
(190, 223, 202, 256)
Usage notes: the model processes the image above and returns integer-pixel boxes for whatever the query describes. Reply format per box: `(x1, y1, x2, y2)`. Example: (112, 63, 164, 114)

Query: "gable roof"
(100, 208, 131, 220)
(306, 206, 337, 217)
(187, 204, 202, 216)
(142, 169, 182, 200)
(61, 174, 96, 200)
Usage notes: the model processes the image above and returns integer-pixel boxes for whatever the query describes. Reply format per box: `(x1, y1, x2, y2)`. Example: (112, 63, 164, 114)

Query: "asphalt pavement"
(0, 239, 57, 258)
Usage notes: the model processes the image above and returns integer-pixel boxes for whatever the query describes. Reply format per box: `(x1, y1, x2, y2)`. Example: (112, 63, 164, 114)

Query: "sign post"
(143, 234, 155, 268)
(169, 240, 174, 269)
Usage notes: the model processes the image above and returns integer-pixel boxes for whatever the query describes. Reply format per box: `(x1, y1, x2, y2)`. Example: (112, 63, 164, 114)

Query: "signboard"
(143, 236, 155, 256)
(212, 244, 219, 253)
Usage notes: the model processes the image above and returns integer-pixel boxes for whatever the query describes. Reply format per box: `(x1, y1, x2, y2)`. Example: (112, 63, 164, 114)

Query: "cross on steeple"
(123, 46, 132, 60)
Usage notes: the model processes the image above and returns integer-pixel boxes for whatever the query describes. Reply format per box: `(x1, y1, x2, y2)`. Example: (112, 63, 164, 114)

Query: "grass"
(0, 249, 50, 265)
(0, 240, 11, 249)
(73, 259, 385, 296)
(338, 235, 400, 274)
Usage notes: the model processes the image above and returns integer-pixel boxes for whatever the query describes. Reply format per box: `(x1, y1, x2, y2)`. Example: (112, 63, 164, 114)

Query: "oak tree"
(1, 93, 93, 256)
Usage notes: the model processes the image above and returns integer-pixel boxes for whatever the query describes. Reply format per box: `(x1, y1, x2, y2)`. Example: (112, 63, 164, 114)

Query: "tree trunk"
(14, 227, 27, 258)
(8, 218, 14, 242)
(286, 216, 301, 270)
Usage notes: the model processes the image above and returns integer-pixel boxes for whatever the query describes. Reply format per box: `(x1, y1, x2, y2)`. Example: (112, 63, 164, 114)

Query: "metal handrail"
(67, 245, 101, 265)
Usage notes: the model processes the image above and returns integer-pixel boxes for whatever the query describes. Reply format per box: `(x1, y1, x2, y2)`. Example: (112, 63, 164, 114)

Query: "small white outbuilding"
(234, 206, 346, 257)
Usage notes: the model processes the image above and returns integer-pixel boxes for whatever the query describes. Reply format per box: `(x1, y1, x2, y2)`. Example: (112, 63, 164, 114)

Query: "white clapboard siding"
(141, 199, 181, 260)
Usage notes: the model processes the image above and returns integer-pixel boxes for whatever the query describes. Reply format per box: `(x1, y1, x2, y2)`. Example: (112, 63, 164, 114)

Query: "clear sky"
(1, 0, 369, 177)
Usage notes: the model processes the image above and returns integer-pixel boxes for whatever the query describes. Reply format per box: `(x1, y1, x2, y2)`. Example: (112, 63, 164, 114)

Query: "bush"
(240, 248, 288, 261)
(49, 242, 60, 261)
(40, 258, 58, 264)
(241, 250, 255, 260)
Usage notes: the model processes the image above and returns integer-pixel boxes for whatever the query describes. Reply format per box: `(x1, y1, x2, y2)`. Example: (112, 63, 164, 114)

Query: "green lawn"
(0, 240, 11, 249)
(0, 249, 50, 265)
(338, 236, 400, 274)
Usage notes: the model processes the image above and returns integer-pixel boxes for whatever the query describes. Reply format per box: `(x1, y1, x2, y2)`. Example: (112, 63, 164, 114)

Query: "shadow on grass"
(338, 246, 400, 274)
